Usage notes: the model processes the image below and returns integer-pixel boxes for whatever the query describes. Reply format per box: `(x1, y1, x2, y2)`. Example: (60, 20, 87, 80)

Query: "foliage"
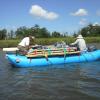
(80, 24, 100, 37)
(52, 31, 61, 37)
(1, 37, 100, 48)
(0, 24, 100, 41)
(0, 39, 19, 48)
(85, 37, 100, 43)
(0, 37, 73, 48)
(16, 24, 51, 38)
(0, 29, 7, 40)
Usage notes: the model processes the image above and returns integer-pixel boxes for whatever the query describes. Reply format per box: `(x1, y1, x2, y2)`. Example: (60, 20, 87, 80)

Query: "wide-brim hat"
(77, 35, 83, 39)
(31, 36, 35, 39)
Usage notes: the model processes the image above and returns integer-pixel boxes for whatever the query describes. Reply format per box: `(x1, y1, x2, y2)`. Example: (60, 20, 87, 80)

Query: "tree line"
(0, 24, 66, 40)
(0, 24, 100, 40)
(73, 24, 100, 37)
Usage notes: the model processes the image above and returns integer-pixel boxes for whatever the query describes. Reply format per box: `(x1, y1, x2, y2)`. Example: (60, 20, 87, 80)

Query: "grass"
(85, 37, 100, 43)
(0, 37, 100, 48)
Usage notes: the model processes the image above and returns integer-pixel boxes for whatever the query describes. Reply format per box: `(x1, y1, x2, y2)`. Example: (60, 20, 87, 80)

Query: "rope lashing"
(64, 48, 66, 60)
(67, 47, 70, 52)
(34, 49, 37, 55)
(42, 50, 48, 60)
(47, 48, 52, 55)
(44, 52, 48, 58)
(64, 48, 66, 54)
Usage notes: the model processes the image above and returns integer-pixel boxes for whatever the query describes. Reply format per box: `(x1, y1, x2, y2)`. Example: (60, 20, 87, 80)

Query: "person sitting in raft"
(17, 35, 35, 54)
(70, 34, 87, 51)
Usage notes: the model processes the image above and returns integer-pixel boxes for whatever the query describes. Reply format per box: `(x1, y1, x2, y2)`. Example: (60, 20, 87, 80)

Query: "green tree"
(0, 29, 7, 40)
(39, 28, 50, 38)
(32, 24, 40, 37)
(8, 30, 15, 39)
(16, 26, 29, 38)
(81, 24, 100, 37)
(30, 25, 50, 38)
(52, 31, 61, 37)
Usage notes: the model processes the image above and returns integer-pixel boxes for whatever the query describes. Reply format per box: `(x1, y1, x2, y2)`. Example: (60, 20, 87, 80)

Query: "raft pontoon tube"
(6, 49, 100, 67)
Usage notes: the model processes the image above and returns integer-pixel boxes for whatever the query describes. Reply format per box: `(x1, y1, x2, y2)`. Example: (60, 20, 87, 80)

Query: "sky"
(0, 0, 100, 34)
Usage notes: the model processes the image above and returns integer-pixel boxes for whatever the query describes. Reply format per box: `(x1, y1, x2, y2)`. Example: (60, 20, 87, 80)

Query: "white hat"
(31, 36, 35, 39)
(77, 35, 83, 39)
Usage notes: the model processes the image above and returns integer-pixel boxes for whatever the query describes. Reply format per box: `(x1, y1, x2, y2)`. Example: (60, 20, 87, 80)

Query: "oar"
(81, 51, 88, 62)
(3, 47, 19, 51)
(81, 50, 95, 62)
(88, 51, 96, 60)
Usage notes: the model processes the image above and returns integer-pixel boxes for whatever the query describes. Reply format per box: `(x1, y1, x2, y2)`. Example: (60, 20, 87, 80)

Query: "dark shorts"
(18, 45, 26, 51)
(17, 45, 28, 55)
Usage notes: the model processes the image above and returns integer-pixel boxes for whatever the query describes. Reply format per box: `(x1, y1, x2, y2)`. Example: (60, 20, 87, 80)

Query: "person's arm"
(71, 39, 78, 45)
(25, 37, 30, 50)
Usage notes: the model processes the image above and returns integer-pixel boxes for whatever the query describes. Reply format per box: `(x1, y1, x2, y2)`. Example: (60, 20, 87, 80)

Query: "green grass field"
(0, 37, 100, 48)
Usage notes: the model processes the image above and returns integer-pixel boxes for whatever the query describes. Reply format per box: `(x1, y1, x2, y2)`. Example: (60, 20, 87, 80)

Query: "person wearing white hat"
(17, 35, 35, 54)
(70, 34, 87, 51)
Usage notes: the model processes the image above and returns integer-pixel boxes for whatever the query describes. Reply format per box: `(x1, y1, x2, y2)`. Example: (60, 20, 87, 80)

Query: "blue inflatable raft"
(6, 50, 100, 67)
